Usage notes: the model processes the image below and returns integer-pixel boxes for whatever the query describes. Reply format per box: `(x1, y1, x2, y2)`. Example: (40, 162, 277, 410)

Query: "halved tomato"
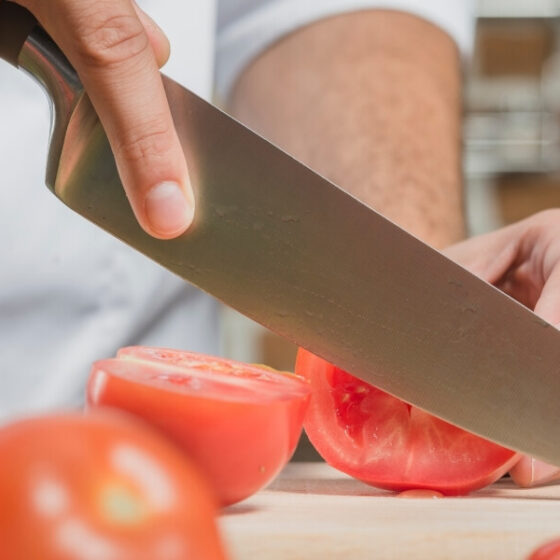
(87, 347, 311, 506)
(0, 412, 226, 560)
(295, 349, 519, 495)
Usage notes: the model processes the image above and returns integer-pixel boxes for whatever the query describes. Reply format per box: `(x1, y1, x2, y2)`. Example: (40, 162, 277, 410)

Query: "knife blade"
(2, 5, 560, 464)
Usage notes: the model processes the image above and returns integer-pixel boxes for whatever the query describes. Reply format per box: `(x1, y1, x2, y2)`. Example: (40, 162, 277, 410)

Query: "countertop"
(220, 461, 560, 560)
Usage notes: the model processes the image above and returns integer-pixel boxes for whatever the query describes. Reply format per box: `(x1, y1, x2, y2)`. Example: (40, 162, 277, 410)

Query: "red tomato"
(295, 349, 519, 495)
(0, 412, 227, 560)
(87, 347, 311, 506)
(529, 539, 560, 560)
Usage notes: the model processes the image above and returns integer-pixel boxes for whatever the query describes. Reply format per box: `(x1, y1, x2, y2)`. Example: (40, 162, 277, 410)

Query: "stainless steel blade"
(15, 26, 560, 464)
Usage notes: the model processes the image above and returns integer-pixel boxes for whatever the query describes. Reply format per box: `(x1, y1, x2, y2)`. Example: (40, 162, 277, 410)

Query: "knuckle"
(78, 12, 149, 67)
(114, 120, 175, 164)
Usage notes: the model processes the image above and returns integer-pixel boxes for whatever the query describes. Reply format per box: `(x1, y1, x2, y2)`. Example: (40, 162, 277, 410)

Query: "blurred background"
(221, 0, 560, 372)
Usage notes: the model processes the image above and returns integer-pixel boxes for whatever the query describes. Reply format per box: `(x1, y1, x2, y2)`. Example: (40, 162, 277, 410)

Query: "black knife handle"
(0, 2, 38, 67)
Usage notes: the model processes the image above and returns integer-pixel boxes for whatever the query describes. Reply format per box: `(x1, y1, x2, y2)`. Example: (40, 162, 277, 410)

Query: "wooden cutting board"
(219, 462, 560, 560)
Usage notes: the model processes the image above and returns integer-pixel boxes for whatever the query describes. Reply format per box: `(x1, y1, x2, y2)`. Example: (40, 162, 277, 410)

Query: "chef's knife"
(2, 4, 560, 463)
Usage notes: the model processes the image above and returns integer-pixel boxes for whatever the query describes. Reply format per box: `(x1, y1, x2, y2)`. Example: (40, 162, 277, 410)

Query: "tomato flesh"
(116, 346, 308, 402)
(88, 347, 311, 506)
(296, 349, 519, 495)
(0, 412, 226, 560)
(529, 539, 560, 560)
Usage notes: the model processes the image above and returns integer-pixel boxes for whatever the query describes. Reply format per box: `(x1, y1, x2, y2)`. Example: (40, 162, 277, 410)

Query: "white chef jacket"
(0, 1, 473, 420)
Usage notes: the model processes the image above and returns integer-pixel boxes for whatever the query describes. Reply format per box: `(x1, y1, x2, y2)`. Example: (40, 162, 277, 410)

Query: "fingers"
(19, 0, 193, 239)
(450, 233, 560, 488)
(509, 456, 560, 487)
(131, 1, 169, 68)
(512, 246, 560, 486)
(442, 224, 520, 284)
(507, 213, 560, 487)
(533, 254, 560, 329)
(446, 212, 560, 488)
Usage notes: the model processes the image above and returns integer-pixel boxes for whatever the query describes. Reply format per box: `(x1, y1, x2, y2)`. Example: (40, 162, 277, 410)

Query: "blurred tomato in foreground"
(87, 347, 311, 506)
(529, 539, 560, 560)
(0, 412, 227, 560)
(296, 349, 518, 495)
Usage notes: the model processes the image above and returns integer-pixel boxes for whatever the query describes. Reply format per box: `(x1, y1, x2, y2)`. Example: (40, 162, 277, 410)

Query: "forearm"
(228, 10, 465, 248)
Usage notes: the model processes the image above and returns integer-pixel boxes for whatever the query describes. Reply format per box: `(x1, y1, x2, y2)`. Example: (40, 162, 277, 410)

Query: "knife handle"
(0, 2, 38, 67)
(0, 2, 83, 188)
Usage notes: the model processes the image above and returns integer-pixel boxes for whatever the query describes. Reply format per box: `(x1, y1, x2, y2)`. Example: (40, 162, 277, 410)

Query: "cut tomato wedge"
(88, 347, 311, 506)
(296, 348, 519, 495)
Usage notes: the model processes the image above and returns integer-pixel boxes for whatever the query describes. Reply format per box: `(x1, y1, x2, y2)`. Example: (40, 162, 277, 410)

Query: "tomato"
(295, 349, 519, 495)
(87, 346, 311, 506)
(529, 539, 560, 560)
(0, 412, 226, 560)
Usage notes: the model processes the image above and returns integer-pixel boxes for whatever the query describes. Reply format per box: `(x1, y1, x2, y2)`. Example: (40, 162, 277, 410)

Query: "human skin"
(8, 0, 194, 239)
(4, 5, 461, 243)
(229, 10, 466, 249)
(231, 11, 560, 485)
(444, 210, 560, 487)
(8, 1, 558, 487)
(228, 8, 465, 464)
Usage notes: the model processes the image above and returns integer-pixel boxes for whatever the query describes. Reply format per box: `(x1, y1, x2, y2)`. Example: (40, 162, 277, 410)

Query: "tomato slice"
(295, 349, 519, 495)
(0, 412, 226, 560)
(88, 347, 311, 506)
(528, 539, 560, 560)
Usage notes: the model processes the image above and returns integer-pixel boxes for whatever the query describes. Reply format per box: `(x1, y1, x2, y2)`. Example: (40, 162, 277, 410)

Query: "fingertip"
(530, 460, 560, 486)
(143, 180, 195, 239)
(509, 456, 533, 487)
(510, 456, 560, 487)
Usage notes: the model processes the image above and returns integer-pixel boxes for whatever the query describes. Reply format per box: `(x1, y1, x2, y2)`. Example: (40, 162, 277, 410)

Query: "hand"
(13, 0, 194, 239)
(443, 209, 560, 487)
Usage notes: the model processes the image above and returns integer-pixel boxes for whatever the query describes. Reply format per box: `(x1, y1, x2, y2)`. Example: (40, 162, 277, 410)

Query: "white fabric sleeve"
(215, 0, 475, 101)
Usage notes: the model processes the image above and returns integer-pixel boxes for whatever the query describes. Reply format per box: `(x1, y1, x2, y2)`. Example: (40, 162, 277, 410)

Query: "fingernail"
(145, 181, 193, 237)
(531, 460, 560, 486)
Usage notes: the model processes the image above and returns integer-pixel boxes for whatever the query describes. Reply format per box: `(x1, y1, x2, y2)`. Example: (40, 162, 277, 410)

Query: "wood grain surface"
(219, 462, 560, 560)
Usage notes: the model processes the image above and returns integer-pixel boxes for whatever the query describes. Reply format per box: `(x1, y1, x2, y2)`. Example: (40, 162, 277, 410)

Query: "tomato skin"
(296, 348, 519, 495)
(529, 540, 560, 560)
(0, 412, 226, 560)
(87, 347, 311, 506)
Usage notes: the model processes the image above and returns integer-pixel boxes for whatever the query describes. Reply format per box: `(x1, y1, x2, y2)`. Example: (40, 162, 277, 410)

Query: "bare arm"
(228, 10, 465, 248)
